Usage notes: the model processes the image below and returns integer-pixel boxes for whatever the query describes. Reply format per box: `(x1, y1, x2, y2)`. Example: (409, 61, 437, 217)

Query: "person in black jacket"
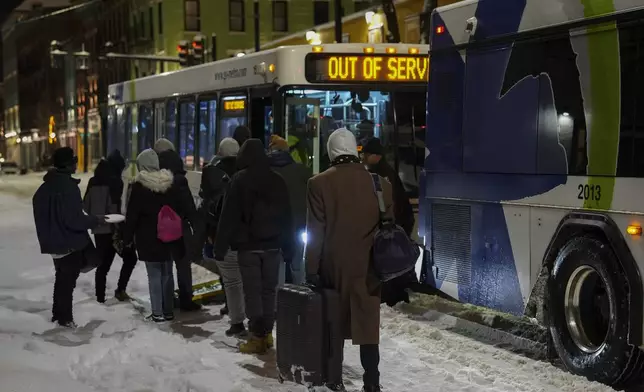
(122, 149, 184, 322)
(157, 143, 201, 311)
(198, 137, 240, 320)
(361, 137, 415, 236)
(84, 150, 137, 303)
(232, 125, 251, 147)
(267, 135, 311, 285)
(33, 147, 103, 328)
(214, 138, 293, 354)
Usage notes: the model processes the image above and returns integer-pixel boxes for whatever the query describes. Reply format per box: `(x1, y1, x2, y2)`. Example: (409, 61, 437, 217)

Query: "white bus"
(422, 0, 644, 388)
(107, 43, 429, 195)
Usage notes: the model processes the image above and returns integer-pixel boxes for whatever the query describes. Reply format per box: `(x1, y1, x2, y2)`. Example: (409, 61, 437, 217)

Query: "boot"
(326, 383, 346, 391)
(239, 335, 267, 354)
(362, 385, 381, 392)
(220, 305, 229, 316)
(265, 333, 274, 349)
(180, 301, 202, 312)
(114, 290, 131, 302)
(225, 323, 248, 337)
(58, 320, 78, 329)
(145, 314, 165, 323)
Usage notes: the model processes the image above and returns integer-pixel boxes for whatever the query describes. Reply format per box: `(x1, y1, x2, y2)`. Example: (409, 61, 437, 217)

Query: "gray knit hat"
(153, 138, 175, 154)
(218, 137, 240, 157)
(136, 149, 160, 172)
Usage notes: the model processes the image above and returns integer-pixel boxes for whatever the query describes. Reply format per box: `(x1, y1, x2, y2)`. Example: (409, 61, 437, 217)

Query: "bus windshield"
(282, 87, 425, 193)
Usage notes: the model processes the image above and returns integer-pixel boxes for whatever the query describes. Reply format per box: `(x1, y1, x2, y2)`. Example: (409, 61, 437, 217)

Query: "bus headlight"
(300, 231, 308, 244)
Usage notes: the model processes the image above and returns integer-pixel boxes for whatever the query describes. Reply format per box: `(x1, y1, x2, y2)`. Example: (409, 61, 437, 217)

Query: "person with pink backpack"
(122, 149, 186, 322)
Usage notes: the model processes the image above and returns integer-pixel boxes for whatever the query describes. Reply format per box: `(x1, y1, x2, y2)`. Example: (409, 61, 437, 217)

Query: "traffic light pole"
(83, 70, 90, 173)
(253, 0, 260, 53)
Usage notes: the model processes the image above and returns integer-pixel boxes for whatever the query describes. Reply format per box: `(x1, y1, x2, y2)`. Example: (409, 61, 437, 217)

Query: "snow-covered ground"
(0, 177, 615, 392)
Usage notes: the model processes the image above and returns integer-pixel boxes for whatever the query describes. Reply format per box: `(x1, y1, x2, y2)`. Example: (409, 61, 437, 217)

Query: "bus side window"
(199, 98, 217, 167)
(166, 99, 177, 148)
(138, 102, 153, 153)
(179, 100, 196, 169)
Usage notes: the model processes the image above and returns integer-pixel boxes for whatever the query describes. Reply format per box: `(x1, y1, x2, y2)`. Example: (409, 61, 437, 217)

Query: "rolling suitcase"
(276, 284, 343, 388)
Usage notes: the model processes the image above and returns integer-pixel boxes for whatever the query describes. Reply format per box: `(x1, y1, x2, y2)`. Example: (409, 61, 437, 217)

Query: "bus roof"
(434, 0, 644, 47)
(108, 43, 429, 105)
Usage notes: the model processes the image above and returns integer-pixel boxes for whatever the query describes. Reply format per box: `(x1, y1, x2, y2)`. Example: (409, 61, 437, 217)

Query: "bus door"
(154, 101, 165, 140)
(285, 97, 320, 175)
(219, 94, 248, 143)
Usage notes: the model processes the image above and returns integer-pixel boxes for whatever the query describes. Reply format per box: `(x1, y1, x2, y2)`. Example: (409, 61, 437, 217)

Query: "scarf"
(331, 154, 361, 166)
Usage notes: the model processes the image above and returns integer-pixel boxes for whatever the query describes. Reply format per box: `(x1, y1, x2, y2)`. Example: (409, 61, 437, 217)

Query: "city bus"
(421, 0, 644, 387)
(106, 43, 429, 196)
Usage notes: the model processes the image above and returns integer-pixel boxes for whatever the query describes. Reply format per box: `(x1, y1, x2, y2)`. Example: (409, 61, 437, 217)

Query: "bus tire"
(547, 235, 643, 388)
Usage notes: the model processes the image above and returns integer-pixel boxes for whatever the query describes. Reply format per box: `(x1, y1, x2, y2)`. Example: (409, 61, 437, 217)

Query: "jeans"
(52, 252, 83, 323)
(215, 250, 245, 324)
(238, 250, 281, 337)
(171, 241, 193, 306)
(144, 261, 174, 316)
(94, 233, 137, 300)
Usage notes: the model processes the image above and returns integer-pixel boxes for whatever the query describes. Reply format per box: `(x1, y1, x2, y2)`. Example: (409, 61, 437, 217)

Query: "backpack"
(157, 205, 183, 243)
(370, 173, 420, 282)
(201, 164, 231, 224)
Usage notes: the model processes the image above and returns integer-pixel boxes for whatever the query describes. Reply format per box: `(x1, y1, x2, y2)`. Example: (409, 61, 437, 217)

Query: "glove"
(305, 274, 320, 288)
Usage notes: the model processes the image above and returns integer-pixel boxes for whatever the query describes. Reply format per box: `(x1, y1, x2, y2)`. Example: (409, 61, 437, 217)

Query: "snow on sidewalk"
(0, 192, 613, 392)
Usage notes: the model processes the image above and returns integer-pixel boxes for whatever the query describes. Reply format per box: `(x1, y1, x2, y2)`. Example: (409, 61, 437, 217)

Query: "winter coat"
(33, 169, 101, 255)
(83, 159, 119, 234)
(214, 139, 293, 261)
(122, 169, 182, 262)
(369, 159, 415, 237)
(158, 149, 198, 256)
(268, 150, 311, 231)
(120, 162, 138, 216)
(306, 162, 393, 345)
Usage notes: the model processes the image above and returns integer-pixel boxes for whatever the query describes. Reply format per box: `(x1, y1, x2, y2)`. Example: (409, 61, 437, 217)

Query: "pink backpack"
(157, 205, 183, 243)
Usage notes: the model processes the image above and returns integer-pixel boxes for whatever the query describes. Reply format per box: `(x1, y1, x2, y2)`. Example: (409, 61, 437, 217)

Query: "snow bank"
(0, 191, 615, 392)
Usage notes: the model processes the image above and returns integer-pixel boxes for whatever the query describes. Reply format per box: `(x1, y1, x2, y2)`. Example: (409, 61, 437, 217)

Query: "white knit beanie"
(218, 137, 240, 157)
(327, 128, 359, 161)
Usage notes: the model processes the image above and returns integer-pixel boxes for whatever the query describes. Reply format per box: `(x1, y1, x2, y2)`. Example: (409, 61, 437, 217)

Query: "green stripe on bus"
(582, 0, 619, 210)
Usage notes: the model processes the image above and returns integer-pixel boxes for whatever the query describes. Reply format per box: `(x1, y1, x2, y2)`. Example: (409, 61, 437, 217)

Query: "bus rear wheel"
(547, 236, 643, 388)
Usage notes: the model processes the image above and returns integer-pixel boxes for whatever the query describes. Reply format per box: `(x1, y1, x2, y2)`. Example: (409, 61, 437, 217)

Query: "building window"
(140, 11, 146, 39)
(354, 0, 371, 12)
(273, 1, 288, 32)
(149, 7, 154, 39)
(313, 1, 329, 26)
(184, 0, 200, 32)
(229, 0, 244, 32)
(158, 2, 163, 35)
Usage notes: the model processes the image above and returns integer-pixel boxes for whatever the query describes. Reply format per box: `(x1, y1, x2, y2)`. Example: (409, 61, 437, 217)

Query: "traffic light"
(178, 40, 190, 66)
(50, 40, 64, 69)
(211, 33, 217, 62)
(192, 35, 205, 63)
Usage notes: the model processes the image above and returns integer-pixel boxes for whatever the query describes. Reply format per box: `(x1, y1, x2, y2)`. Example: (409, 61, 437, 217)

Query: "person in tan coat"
(305, 128, 393, 392)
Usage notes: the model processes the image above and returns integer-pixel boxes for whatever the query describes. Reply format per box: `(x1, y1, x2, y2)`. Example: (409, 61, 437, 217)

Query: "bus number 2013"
(577, 184, 601, 201)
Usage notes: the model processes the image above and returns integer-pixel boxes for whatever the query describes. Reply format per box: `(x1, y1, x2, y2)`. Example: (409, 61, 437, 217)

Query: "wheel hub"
(564, 265, 612, 354)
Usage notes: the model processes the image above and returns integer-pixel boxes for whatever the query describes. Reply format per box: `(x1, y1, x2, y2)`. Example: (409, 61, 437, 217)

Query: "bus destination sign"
(305, 53, 429, 84)
(223, 100, 245, 111)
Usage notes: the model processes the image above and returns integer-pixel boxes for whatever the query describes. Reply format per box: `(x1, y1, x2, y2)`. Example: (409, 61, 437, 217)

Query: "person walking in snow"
(33, 147, 105, 328)
(154, 138, 201, 311)
(83, 150, 138, 303)
(122, 149, 185, 322)
(198, 137, 247, 336)
(305, 129, 393, 392)
(267, 135, 311, 285)
(214, 138, 293, 354)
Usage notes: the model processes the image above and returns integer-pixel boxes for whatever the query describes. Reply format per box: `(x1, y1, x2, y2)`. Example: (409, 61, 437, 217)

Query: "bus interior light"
(386, 47, 396, 54)
(408, 47, 420, 54)
(363, 47, 375, 54)
(627, 225, 642, 236)
(436, 25, 446, 35)
(312, 46, 323, 53)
